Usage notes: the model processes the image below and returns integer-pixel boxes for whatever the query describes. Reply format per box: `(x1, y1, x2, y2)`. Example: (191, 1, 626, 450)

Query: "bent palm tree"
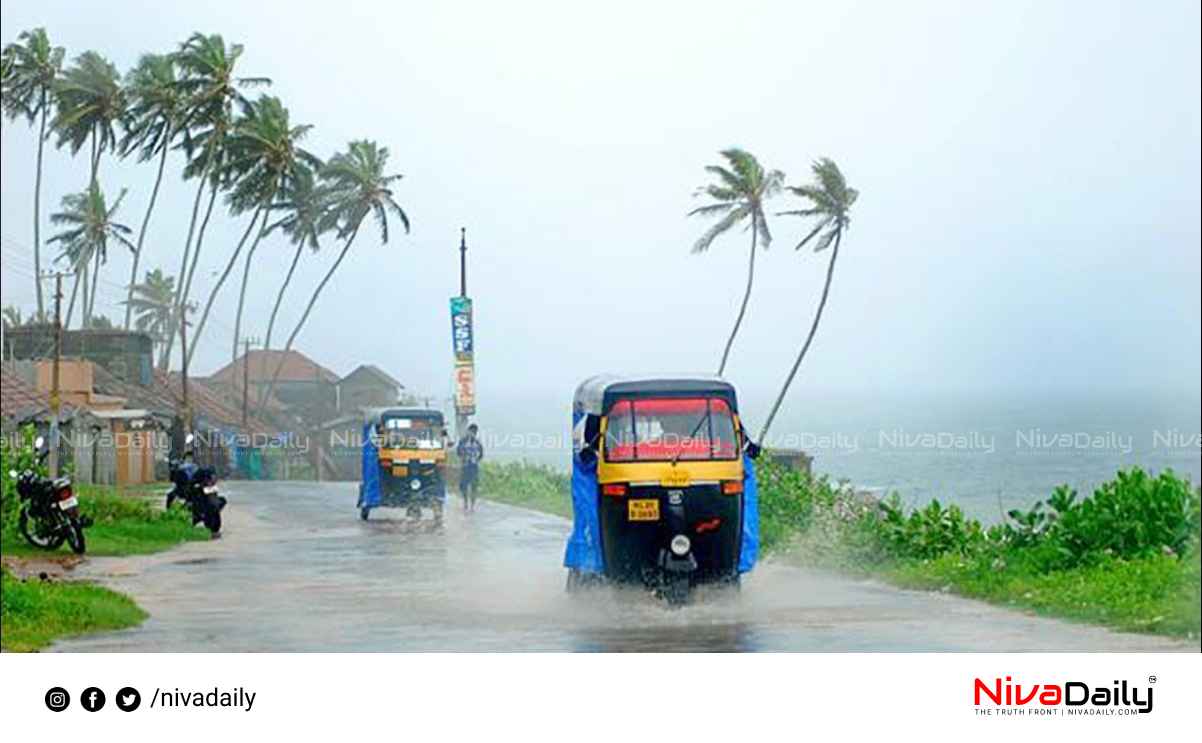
(47, 184, 135, 328)
(158, 32, 269, 370)
(262, 166, 330, 350)
(51, 50, 125, 186)
(125, 268, 176, 353)
(1, 28, 65, 316)
(121, 53, 184, 329)
(758, 158, 858, 442)
(257, 140, 408, 417)
(186, 94, 319, 367)
(688, 148, 783, 375)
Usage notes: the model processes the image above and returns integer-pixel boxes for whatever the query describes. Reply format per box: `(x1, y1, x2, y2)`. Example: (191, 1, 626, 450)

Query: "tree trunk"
(264, 240, 306, 350)
(32, 95, 47, 317)
(257, 225, 361, 419)
(231, 210, 272, 365)
(87, 251, 101, 323)
(79, 262, 89, 329)
(717, 224, 758, 375)
(125, 127, 171, 329)
(64, 271, 82, 329)
(161, 137, 218, 371)
(183, 181, 220, 307)
(187, 206, 266, 368)
(758, 230, 841, 443)
(159, 179, 217, 370)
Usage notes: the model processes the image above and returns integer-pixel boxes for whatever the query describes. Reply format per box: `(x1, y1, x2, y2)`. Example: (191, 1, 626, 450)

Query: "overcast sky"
(2, 0, 1199, 416)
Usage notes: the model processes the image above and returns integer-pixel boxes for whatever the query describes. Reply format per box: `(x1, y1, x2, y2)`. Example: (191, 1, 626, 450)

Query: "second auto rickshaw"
(357, 407, 448, 522)
(563, 375, 760, 605)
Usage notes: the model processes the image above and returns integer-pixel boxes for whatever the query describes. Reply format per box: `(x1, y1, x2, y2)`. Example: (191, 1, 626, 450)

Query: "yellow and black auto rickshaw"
(357, 407, 448, 522)
(563, 375, 760, 605)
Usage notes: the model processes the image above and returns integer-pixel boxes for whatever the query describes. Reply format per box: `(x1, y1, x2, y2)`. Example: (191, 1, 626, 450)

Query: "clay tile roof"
(208, 349, 339, 385)
(340, 364, 403, 390)
(0, 366, 44, 419)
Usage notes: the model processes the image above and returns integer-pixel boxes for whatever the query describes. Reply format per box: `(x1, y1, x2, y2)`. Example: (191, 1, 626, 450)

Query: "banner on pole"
(450, 297, 476, 415)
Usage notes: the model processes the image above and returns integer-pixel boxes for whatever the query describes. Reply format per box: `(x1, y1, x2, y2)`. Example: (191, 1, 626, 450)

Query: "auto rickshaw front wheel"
(659, 574, 692, 608)
(360, 507, 371, 521)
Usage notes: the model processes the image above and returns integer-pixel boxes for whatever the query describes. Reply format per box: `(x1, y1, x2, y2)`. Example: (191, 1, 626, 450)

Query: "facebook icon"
(80, 687, 106, 712)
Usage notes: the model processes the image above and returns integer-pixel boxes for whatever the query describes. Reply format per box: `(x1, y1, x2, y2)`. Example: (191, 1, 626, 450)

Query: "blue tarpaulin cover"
(562, 439, 761, 575)
(359, 422, 381, 508)
(563, 450, 605, 574)
(738, 452, 759, 573)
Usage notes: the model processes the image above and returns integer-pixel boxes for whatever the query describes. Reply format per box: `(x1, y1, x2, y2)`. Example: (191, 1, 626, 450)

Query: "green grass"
(1, 567, 147, 651)
(1, 481, 211, 651)
(883, 548, 1200, 637)
(1, 483, 210, 558)
(480, 461, 573, 518)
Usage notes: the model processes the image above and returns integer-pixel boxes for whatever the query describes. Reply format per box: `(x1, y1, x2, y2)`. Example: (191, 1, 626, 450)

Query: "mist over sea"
(471, 389, 1201, 522)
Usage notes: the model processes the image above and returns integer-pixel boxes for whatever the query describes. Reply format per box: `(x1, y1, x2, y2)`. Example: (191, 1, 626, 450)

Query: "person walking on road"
(457, 423, 484, 513)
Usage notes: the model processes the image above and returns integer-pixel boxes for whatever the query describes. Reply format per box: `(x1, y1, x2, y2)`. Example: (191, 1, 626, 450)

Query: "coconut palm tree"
(51, 50, 125, 186)
(688, 148, 783, 375)
(257, 140, 408, 416)
(47, 183, 135, 329)
(262, 165, 331, 350)
(1, 28, 65, 317)
(157, 32, 269, 370)
(186, 94, 319, 367)
(124, 268, 176, 352)
(758, 158, 858, 443)
(120, 53, 185, 330)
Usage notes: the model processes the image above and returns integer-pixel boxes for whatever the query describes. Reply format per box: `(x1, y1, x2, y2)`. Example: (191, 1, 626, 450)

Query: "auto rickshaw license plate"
(628, 499, 660, 521)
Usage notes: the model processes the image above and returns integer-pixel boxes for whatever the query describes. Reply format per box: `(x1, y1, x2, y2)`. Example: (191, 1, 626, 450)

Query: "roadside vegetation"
(480, 462, 572, 519)
(0, 431, 206, 651)
(482, 458, 1201, 640)
(0, 567, 146, 651)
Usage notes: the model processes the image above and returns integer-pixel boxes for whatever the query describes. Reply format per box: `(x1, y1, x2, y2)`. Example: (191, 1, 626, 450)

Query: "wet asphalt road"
(56, 481, 1195, 652)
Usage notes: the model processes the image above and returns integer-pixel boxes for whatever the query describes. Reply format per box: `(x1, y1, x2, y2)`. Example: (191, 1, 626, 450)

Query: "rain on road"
(55, 481, 1194, 652)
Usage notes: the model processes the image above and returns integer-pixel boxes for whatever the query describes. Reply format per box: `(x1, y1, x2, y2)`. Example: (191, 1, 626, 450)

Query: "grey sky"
(2, 0, 1199, 417)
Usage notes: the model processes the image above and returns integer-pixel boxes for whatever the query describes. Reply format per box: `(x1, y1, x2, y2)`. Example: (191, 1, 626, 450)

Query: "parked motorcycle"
(165, 434, 226, 537)
(9, 436, 89, 554)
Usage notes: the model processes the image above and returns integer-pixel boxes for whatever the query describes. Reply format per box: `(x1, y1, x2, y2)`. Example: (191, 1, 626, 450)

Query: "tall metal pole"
(459, 227, 467, 298)
(179, 304, 193, 435)
(456, 228, 470, 439)
(47, 272, 63, 478)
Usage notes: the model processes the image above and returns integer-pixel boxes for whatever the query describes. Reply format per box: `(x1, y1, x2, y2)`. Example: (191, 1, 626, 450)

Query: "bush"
(995, 469, 1200, 568)
(1, 426, 44, 532)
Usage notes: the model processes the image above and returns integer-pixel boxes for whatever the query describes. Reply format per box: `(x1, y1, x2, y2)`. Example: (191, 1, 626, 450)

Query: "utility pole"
(46, 272, 64, 478)
(455, 227, 471, 439)
(459, 227, 467, 297)
(178, 302, 195, 435)
(240, 336, 261, 426)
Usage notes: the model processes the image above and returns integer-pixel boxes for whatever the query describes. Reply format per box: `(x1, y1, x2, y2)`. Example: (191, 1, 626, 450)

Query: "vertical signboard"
(450, 297, 476, 415)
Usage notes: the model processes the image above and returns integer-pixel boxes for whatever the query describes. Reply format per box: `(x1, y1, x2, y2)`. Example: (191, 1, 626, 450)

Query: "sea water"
(474, 390, 1201, 522)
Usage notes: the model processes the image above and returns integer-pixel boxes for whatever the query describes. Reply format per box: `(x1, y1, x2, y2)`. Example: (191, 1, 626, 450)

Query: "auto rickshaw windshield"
(380, 417, 443, 449)
(604, 397, 737, 461)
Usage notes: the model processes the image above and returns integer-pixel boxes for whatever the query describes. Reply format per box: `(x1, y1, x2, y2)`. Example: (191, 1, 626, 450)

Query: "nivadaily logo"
(974, 675, 1155, 716)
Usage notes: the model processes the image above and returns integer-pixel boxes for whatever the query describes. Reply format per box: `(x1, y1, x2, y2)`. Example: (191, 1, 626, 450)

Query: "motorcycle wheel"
(18, 506, 66, 550)
(65, 516, 87, 555)
(165, 489, 176, 510)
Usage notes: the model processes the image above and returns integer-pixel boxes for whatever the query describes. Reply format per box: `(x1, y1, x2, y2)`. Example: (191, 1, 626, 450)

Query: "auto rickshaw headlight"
(670, 534, 691, 556)
(410, 478, 422, 491)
